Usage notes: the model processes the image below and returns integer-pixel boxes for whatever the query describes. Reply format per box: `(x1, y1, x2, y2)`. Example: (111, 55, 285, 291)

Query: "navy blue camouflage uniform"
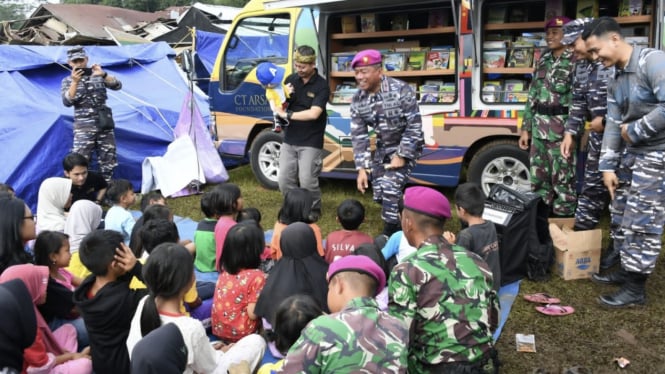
(351, 76, 424, 228)
(565, 59, 614, 230)
(61, 73, 121, 183)
(601, 46, 665, 275)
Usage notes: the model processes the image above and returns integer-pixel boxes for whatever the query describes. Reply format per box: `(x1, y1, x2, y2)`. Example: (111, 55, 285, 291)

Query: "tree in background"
(0, 3, 27, 23)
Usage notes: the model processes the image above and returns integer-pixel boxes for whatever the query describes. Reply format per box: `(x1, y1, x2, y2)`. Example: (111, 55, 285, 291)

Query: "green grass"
(163, 165, 665, 373)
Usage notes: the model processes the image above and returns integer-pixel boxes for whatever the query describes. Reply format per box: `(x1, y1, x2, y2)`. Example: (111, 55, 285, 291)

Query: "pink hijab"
(0, 264, 65, 355)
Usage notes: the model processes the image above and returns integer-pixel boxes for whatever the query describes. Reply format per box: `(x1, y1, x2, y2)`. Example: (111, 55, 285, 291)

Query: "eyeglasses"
(24, 215, 36, 221)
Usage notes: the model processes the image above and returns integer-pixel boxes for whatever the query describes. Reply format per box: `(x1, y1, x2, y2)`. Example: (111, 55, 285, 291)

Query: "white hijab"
(36, 177, 72, 232)
(65, 199, 103, 253)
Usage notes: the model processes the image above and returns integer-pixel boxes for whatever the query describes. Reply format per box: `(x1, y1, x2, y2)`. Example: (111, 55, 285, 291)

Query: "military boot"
(591, 267, 627, 285)
(598, 272, 647, 308)
(599, 238, 619, 271)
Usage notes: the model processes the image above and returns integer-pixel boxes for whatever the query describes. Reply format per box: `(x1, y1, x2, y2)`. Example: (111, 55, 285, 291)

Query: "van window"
(222, 14, 291, 91)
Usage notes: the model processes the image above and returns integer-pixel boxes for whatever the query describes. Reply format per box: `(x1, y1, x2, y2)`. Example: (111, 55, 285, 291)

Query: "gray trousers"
(278, 143, 322, 211)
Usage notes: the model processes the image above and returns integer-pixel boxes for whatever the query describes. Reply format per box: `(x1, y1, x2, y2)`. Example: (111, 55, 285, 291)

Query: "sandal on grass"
(535, 304, 575, 316)
(524, 292, 561, 304)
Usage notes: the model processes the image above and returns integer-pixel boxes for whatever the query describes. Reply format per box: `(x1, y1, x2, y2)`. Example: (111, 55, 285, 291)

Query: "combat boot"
(599, 239, 619, 271)
(598, 272, 647, 308)
(591, 268, 627, 285)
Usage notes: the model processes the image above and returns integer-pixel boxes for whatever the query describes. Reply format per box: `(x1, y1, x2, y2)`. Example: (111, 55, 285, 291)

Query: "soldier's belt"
(535, 103, 569, 116)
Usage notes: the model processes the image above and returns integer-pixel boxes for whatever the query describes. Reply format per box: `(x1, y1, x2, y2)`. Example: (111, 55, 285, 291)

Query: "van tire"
(467, 141, 530, 196)
(250, 130, 283, 190)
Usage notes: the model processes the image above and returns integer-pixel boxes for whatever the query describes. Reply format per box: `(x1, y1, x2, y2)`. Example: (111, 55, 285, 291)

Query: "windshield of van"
(223, 14, 290, 91)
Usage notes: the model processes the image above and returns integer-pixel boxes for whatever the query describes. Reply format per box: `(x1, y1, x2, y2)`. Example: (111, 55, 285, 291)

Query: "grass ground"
(164, 165, 665, 373)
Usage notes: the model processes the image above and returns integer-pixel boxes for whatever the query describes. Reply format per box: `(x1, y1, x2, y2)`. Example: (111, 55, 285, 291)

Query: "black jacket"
(73, 263, 147, 374)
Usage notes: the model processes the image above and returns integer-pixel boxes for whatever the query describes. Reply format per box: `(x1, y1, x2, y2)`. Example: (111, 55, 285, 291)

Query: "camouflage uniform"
(62, 74, 122, 183)
(565, 59, 614, 229)
(351, 76, 424, 226)
(389, 235, 499, 373)
(278, 296, 408, 373)
(522, 48, 576, 216)
(600, 47, 665, 275)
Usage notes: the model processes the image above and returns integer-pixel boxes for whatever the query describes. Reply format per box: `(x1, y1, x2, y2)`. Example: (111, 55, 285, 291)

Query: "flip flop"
(535, 304, 575, 316)
(524, 292, 561, 304)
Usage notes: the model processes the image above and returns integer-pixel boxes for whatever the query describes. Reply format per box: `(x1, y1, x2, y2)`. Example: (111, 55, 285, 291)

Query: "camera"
(75, 67, 93, 76)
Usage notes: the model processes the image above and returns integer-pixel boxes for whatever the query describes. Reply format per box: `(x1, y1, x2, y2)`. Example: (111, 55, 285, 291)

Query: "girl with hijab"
(37, 178, 72, 233)
(0, 197, 36, 274)
(64, 200, 103, 279)
(255, 222, 329, 327)
(0, 263, 92, 374)
(0, 279, 36, 372)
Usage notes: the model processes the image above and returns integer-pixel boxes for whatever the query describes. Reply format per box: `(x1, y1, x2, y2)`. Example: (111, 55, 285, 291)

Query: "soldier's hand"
(620, 124, 632, 144)
(518, 131, 530, 150)
(71, 68, 84, 82)
(603, 171, 618, 200)
(91, 63, 104, 76)
(560, 133, 575, 159)
(590, 116, 605, 133)
(357, 169, 369, 194)
(389, 154, 406, 169)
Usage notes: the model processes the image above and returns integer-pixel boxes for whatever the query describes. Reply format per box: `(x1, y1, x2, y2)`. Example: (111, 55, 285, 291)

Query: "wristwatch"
(102, 72, 108, 79)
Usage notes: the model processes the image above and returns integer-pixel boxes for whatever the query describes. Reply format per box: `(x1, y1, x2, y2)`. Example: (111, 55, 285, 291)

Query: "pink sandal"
(524, 293, 561, 304)
(535, 304, 575, 316)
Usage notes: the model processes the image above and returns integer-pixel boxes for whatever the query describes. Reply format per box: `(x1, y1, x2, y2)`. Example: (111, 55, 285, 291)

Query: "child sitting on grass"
(270, 188, 324, 260)
(103, 179, 136, 245)
(194, 190, 220, 282)
(324, 199, 373, 263)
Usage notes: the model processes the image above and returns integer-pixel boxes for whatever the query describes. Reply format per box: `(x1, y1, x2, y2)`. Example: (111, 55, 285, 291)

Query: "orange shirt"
(270, 222, 324, 260)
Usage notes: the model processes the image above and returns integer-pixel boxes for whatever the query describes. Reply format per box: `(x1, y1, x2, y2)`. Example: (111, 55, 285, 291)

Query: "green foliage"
(0, 4, 25, 23)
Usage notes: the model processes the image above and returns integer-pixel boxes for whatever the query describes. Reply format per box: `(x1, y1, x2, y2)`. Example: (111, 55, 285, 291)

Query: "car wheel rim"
(480, 156, 530, 194)
(257, 141, 280, 183)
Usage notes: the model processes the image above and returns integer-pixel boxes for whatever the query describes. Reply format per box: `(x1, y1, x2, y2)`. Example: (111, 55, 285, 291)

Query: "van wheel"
(467, 141, 530, 196)
(250, 130, 282, 190)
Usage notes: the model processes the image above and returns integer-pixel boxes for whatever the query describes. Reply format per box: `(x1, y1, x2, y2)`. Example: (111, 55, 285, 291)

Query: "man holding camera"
(61, 46, 122, 183)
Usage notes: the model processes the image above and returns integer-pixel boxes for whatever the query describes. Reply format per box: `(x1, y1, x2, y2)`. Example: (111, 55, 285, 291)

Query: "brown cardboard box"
(549, 218, 602, 280)
(341, 15, 357, 33)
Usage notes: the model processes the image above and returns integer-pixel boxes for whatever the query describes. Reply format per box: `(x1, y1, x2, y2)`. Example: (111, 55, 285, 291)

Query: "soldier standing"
(61, 47, 122, 183)
(583, 17, 665, 307)
(519, 16, 577, 217)
(389, 186, 499, 373)
(350, 49, 424, 238)
(278, 255, 408, 373)
(559, 18, 618, 269)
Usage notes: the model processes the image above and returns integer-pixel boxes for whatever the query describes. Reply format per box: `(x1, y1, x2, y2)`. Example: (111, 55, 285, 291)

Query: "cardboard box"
(341, 15, 357, 33)
(549, 218, 601, 280)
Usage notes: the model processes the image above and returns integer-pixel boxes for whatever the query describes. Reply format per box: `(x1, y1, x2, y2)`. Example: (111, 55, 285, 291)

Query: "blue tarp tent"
(0, 43, 211, 210)
(194, 30, 225, 93)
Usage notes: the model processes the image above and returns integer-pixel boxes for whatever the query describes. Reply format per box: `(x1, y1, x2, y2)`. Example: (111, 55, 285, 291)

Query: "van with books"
(201, 0, 663, 195)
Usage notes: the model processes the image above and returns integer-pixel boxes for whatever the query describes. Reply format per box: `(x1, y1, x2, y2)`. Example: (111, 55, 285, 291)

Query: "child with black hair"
(129, 204, 172, 257)
(239, 207, 262, 224)
(213, 183, 244, 271)
(270, 188, 324, 260)
(104, 179, 136, 245)
(194, 190, 220, 282)
(126, 243, 266, 374)
(128, 190, 167, 254)
(444, 182, 501, 291)
(257, 295, 323, 374)
(324, 199, 373, 263)
(62, 152, 107, 206)
(354, 242, 390, 311)
(72, 229, 147, 374)
(212, 221, 267, 342)
(33, 230, 89, 349)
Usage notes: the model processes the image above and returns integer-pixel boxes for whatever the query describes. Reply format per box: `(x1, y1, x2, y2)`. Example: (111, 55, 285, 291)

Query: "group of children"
(1, 151, 502, 373)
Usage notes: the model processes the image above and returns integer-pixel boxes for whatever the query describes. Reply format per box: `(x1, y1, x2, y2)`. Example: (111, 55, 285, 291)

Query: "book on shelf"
(428, 9, 448, 28)
(390, 14, 409, 31)
(619, 0, 643, 16)
(544, 0, 563, 21)
(360, 13, 377, 32)
(332, 81, 357, 104)
(482, 41, 506, 69)
(382, 52, 406, 71)
(341, 15, 357, 33)
(331, 53, 355, 72)
(420, 84, 440, 103)
(507, 6, 528, 22)
(576, 0, 599, 18)
(426, 50, 450, 70)
(503, 79, 528, 103)
(439, 82, 455, 103)
(482, 80, 503, 103)
(487, 6, 506, 24)
(507, 42, 534, 68)
(407, 51, 426, 71)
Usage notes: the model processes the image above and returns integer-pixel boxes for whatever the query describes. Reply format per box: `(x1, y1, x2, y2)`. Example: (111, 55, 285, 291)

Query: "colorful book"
(576, 0, 599, 18)
(503, 79, 528, 103)
(438, 82, 455, 103)
(482, 80, 502, 103)
(619, 0, 643, 16)
(407, 51, 426, 71)
(426, 50, 450, 70)
(360, 13, 376, 32)
(382, 52, 405, 71)
(420, 84, 440, 103)
(331, 53, 355, 72)
(483, 41, 506, 69)
(507, 43, 534, 68)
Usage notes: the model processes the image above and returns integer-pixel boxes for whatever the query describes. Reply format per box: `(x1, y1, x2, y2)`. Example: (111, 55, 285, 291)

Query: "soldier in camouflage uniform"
(583, 17, 665, 307)
(519, 16, 577, 217)
(61, 47, 122, 183)
(278, 255, 408, 373)
(389, 187, 499, 374)
(350, 49, 424, 238)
